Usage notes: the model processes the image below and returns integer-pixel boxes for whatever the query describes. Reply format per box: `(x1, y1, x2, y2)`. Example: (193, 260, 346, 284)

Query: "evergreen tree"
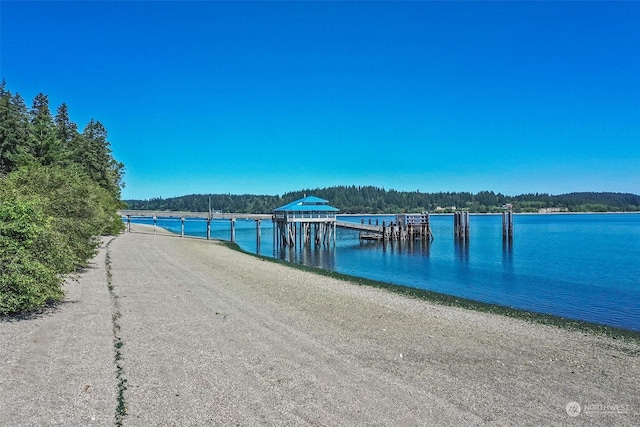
(27, 93, 63, 166)
(54, 102, 78, 160)
(0, 81, 126, 314)
(0, 83, 29, 174)
(75, 119, 124, 198)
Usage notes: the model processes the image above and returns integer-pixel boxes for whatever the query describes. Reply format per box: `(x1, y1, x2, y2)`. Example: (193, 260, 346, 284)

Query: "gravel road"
(1, 227, 638, 425)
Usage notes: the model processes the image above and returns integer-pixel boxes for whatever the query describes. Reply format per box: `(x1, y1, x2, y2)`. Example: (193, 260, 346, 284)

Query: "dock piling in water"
(454, 211, 470, 241)
(502, 211, 514, 241)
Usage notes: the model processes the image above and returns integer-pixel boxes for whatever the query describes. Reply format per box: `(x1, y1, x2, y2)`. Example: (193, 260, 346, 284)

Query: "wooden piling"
(181, 217, 185, 237)
(454, 211, 470, 240)
(230, 218, 236, 243)
(256, 219, 261, 251)
(502, 211, 514, 241)
(464, 212, 470, 239)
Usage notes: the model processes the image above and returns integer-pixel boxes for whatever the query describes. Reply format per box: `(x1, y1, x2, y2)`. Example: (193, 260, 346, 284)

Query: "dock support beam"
(181, 217, 185, 237)
(206, 218, 211, 240)
(126, 215, 131, 233)
(273, 219, 336, 248)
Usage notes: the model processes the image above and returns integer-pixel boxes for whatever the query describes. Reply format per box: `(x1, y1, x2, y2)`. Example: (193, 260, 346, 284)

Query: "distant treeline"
(125, 186, 640, 214)
(1, 81, 124, 315)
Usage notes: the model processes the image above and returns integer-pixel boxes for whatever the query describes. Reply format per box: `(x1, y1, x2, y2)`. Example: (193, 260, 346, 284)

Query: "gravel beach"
(1, 226, 639, 426)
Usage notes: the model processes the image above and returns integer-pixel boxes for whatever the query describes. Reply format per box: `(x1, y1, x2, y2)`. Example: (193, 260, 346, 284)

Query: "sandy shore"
(1, 225, 639, 425)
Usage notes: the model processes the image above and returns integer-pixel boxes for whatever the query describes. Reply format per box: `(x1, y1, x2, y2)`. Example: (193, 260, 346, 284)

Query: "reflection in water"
(360, 239, 432, 257)
(454, 240, 469, 263)
(300, 245, 336, 270)
(274, 243, 337, 271)
(501, 239, 515, 287)
(502, 239, 513, 269)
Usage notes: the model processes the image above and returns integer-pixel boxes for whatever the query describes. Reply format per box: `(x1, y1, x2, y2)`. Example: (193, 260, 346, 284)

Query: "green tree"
(0, 83, 29, 174)
(0, 81, 126, 315)
(27, 93, 64, 166)
(54, 102, 78, 160)
(74, 119, 124, 198)
(3, 165, 124, 269)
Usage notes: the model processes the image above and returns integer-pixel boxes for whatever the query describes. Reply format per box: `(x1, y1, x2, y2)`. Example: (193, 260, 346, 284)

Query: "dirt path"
(2, 229, 639, 425)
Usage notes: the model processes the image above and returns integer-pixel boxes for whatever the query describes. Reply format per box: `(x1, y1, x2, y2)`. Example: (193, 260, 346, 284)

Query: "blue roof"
(274, 196, 339, 212)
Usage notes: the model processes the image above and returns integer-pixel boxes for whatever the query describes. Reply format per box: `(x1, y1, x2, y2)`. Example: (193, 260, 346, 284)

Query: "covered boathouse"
(273, 196, 339, 247)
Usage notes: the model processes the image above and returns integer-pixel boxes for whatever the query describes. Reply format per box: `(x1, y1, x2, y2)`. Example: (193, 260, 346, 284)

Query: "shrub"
(0, 164, 124, 315)
(0, 192, 70, 314)
(2, 165, 124, 269)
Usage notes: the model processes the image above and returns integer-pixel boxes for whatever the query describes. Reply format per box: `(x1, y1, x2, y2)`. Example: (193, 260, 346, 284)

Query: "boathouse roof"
(273, 196, 339, 213)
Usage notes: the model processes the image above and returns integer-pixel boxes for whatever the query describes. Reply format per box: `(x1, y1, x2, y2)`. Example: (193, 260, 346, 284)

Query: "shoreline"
(227, 241, 640, 340)
(129, 223, 640, 339)
(3, 230, 639, 424)
(338, 211, 640, 216)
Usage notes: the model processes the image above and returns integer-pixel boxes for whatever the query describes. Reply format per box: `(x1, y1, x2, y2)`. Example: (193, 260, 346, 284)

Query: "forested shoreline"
(126, 187, 640, 214)
(0, 81, 124, 315)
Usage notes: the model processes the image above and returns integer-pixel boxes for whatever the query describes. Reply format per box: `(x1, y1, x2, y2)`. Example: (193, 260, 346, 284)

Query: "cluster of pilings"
(369, 222, 433, 241)
(452, 210, 514, 242)
(453, 211, 470, 240)
(274, 221, 336, 248)
(356, 213, 434, 242)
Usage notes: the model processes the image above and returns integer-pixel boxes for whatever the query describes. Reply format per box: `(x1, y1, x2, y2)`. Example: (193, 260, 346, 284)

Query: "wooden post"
(289, 223, 296, 246)
(509, 211, 514, 240)
(454, 211, 469, 240)
(502, 212, 507, 239)
(127, 215, 131, 233)
(273, 217, 277, 249)
(153, 216, 157, 235)
(206, 218, 211, 240)
(502, 211, 514, 241)
(454, 212, 459, 239)
(256, 219, 261, 252)
(230, 218, 236, 243)
(464, 211, 470, 240)
(181, 217, 185, 238)
(333, 221, 337, 246)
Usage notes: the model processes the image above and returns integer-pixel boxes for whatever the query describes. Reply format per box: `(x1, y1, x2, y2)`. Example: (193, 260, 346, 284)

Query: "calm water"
(130, 214, 640, 331)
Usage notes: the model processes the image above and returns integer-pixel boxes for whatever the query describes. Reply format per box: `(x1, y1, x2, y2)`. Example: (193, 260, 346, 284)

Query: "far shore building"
(272, 196, 339, 247)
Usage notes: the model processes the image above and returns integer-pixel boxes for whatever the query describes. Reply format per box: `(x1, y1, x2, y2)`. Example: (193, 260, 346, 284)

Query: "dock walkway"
(118, 210, 271, 220)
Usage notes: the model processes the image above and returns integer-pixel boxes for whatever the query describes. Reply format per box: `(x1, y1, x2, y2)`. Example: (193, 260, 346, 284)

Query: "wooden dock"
(119, 209, 514, 246)
(118, 210, 271, 243)
(336, 215, 434, 242)
(117, 210, 271, 220)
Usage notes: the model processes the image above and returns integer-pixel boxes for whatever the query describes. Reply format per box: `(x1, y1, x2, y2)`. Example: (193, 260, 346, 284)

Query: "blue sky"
(2, 1, 638, 200)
